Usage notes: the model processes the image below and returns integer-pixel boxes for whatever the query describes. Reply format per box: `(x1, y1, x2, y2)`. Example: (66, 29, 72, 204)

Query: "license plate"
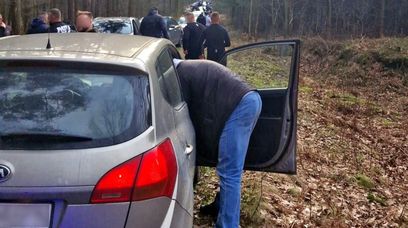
(0, 203, 51, 228)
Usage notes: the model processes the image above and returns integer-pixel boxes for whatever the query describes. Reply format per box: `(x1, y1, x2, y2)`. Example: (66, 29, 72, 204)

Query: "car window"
(93, 19, 132, 34)
(0, 63, 151, 150)
(166, 18, 177, 28)
(156, 49, 183, 107)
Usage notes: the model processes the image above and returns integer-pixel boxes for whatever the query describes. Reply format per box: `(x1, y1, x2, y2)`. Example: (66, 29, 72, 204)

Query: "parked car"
(163, 16, 183, 47)
(138, 16, 183, 47)
(93, 17, 140, 35)
(177, 16, 187, 29)
(0, 33, 300, 227)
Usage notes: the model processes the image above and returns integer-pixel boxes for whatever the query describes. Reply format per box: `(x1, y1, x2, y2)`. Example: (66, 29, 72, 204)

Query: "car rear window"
(93, 20, 132, 34)
(0, 62, 151, 150)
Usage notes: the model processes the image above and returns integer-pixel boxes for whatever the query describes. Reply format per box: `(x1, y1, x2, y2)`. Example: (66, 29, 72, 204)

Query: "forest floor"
(192, 37, 408, 227)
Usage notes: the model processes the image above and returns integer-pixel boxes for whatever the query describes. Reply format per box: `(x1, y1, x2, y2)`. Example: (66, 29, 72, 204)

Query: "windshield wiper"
(0, 132, 93, 143)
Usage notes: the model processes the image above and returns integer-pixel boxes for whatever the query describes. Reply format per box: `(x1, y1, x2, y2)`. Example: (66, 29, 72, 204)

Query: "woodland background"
(1, 0, 408, 39)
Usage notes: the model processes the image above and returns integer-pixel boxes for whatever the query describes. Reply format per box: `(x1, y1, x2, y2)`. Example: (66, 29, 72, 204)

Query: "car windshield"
(93, 19, 132, 34)
(0, 63, 150, 149)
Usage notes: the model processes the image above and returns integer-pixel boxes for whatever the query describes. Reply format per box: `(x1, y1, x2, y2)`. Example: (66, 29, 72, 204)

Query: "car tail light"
(132, 139, 177, 201)
(90, 139, 177, 204)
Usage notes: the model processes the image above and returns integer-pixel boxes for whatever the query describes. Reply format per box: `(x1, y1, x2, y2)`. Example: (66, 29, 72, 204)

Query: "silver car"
(0, 34, 300, 227)
(93, 17, 141, 35)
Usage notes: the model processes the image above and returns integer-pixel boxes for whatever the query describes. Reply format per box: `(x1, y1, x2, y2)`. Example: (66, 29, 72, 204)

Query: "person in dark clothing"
(140, 7, 169, 39)
(199, 12, 231, 63)
(182, 12, 206, 59)
(0, 14, 11, 37)
(196, 13, 206, 27)
(48, 8, 74, 33)
(27, 13, 49, 34)
(174, 59, 262, 228)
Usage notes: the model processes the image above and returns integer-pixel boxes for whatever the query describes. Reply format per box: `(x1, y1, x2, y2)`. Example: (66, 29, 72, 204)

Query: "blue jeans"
(216, 91, 262, 228)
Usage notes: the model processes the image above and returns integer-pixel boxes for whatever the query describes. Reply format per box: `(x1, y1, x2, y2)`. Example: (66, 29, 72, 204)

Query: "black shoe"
(199, 201, 219, 218)
(199, 193, 220, 218)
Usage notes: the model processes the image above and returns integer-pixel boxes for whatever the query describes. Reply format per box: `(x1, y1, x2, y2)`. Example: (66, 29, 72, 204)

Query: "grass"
(367, 192, 387, 206)
(354, 174, 375, 189)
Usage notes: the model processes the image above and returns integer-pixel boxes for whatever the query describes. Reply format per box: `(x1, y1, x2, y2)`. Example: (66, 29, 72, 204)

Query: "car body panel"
(59, 203, 129, 228)
(126, 197, 171, 228)
(0, 34, 194, 226)
(163, 17, 183, 46)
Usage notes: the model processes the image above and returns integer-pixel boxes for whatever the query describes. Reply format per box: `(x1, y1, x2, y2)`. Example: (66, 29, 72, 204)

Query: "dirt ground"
(193, 37, 408, 227)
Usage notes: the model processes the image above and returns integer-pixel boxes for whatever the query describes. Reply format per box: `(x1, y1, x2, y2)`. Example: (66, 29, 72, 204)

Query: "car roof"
(0, 33, 163, 59)
(94, 17, 136, 22)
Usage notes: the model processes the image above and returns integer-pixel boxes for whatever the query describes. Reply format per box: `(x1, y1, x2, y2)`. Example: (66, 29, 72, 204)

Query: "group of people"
(0, 8, 95, 37)
(139, 7, 231, 63)
(182, 11, 231, 63)
(28, 8, 95, 34)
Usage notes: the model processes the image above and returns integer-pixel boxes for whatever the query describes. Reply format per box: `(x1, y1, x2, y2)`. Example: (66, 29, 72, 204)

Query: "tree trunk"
(379, 0, 385, 37)
(10, 0, 24, 35)
(248, 0, 253, 36)
(327, 0, 332, 38)
(283, 0, 290, 37)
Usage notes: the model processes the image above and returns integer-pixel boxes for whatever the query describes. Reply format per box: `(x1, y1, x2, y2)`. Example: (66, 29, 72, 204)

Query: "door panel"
(202, 40, 300, 174)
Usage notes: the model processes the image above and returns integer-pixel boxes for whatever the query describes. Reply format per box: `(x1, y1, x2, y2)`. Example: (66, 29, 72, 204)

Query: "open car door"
(197, 40, 300, 174)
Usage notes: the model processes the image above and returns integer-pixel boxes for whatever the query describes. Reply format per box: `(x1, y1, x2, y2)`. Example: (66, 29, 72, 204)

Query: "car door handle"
(185, 144, 194, 156)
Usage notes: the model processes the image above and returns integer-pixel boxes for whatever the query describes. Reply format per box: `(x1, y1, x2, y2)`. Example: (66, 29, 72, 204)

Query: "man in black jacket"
(174, 59, 262, 228)
(27, 12, 49, 34)
(48, 8, 73, 33)
(199, 12, 231, 63)
(182, 12, 206, 59)
(140, 7, 169, 39)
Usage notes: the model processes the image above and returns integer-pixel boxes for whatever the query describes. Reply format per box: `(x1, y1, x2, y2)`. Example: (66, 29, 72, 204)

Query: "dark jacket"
(0, 25, 11, 37)
(182, 22, 206, 59)
(199, 24, 231, 62)
(140, 12, 169, 39)
(176, 60, 253, 162)
(27, 18, 49, 34)
(49, 22, 73, 33)
(197, 14, 206, 27)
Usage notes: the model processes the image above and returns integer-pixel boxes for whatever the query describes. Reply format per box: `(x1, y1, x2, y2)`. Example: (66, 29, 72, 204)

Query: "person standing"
(174, 59, 262, 228)
(27, 12, 49, 34)
(0, 14, 12, 37)
(140, 7, 169, 39)
(48, 8, 73, 33)
(182, 12, 206, 60)
(197, 12, 206, 27)
(205, 11, 212, 27)
(75, 11, 96, 32)
(199, 12, 231, 63)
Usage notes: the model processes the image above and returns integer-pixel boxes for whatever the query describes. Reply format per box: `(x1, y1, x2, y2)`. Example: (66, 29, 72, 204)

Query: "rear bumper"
(0, 188, 192, 227)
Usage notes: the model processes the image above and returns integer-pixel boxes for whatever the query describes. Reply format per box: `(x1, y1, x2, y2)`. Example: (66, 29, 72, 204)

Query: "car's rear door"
(197, 40, 300, 174)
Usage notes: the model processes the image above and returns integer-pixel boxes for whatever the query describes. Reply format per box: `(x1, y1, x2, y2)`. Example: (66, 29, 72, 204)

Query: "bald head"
(76, 11, 93, 32)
